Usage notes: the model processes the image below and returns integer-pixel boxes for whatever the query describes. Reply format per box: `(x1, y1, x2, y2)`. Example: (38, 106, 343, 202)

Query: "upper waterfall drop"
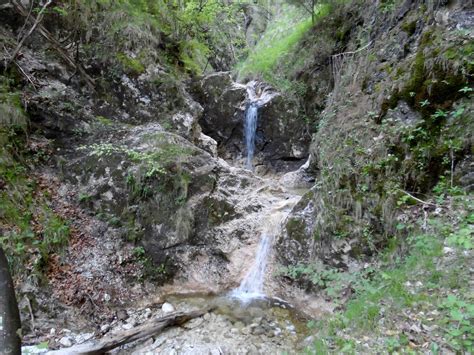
(243, 81, 277, 171)
(244, 103, 259, 170)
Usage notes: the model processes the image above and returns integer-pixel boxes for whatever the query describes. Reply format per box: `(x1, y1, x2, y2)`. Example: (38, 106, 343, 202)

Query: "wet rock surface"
(192, 73, 310, 172)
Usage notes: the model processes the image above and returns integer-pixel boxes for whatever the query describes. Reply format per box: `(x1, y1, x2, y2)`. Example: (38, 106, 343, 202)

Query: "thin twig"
(332, 41, 373, 59)
(25, 295, 36, 331)
(450, 148, 454, 189)
(14, 60, 37, 89)
(17, 0, 35, 41)
(398, 189, 442, 208)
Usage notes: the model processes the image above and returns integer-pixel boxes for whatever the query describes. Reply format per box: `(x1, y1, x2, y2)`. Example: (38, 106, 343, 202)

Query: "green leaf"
(450, 309, 464, 321)
(37, 342, 49, 349)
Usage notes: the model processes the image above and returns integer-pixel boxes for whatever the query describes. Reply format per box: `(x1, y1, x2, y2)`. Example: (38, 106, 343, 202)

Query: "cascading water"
(229, 199, 300, 304)
(244, 103, 259, 170)
(230, 233, 272, 303)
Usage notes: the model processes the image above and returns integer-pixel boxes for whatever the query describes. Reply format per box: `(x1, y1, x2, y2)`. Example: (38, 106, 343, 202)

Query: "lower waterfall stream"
(229, 233, 272, 303)
(134, 188, 313, 354)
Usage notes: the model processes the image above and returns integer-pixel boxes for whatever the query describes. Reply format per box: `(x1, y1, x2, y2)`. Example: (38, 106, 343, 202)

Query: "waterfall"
(244, 103, 258, 170)
(230, 234, 272, 303)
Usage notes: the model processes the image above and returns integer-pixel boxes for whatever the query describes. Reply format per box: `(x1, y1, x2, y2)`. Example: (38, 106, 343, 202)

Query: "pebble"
(126, 317, 138, 327)
(162, 302, 175, 314)
(122, 323, 134, 330)
(59, 336, 73, 347)
(116, 310, 128, 321)
(443, 246, 454, 254)
(144, 308, 152, 318)
(303, 335, 315, 347)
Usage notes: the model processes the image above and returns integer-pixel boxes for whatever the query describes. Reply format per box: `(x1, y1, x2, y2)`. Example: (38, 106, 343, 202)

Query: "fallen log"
(49, 307, 214, 355)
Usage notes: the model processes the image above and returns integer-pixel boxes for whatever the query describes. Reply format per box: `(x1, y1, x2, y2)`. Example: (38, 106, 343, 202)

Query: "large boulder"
(191, 72, 247, 155)
(62, 124, 225, 279)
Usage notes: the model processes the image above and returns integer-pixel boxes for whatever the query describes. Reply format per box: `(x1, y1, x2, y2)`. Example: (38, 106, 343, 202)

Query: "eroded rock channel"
(22, 71, 318, 354)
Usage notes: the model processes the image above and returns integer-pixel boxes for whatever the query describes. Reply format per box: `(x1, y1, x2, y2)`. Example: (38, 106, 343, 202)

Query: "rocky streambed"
(111, 295, 310, 354)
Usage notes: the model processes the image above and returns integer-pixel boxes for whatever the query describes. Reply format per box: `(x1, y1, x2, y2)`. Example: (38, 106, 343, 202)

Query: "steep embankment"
(269, 1, 473, 352)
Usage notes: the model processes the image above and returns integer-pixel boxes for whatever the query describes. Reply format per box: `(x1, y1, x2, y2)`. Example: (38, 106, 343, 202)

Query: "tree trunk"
(0, 247, 22, 355)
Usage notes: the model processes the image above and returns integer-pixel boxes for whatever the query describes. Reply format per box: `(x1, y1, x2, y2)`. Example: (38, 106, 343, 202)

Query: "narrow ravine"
(3, 1, 472, 353)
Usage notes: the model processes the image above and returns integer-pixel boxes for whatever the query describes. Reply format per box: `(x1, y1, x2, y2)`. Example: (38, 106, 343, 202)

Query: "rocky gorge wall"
(276, 0, 473, 280)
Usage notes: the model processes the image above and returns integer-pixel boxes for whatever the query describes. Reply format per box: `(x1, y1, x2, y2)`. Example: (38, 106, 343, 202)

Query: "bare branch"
(16, 0, 35, 41)
(7, 0, 52, 66)
(48, 307, 214, 355)
(398, 189, 443, 208)
(10, 0, 95, 90)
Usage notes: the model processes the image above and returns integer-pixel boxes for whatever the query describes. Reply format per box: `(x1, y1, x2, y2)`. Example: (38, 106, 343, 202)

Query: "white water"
(243, 81, 277, 171)
(230, 233, 272, 303)
(244, 103, 258, 170)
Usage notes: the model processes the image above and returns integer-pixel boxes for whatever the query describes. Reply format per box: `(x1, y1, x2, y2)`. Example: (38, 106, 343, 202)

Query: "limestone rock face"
(275, 189, 317, 267)
(192, 72, 247, 151)
(62, 124, 221, 278)
(256, 93, 310, 171)
(192, 72, 310, 172)
(243, 4, 269, 48)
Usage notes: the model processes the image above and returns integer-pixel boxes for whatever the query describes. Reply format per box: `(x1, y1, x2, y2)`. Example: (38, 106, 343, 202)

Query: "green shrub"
(236, 3, 331, 85)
